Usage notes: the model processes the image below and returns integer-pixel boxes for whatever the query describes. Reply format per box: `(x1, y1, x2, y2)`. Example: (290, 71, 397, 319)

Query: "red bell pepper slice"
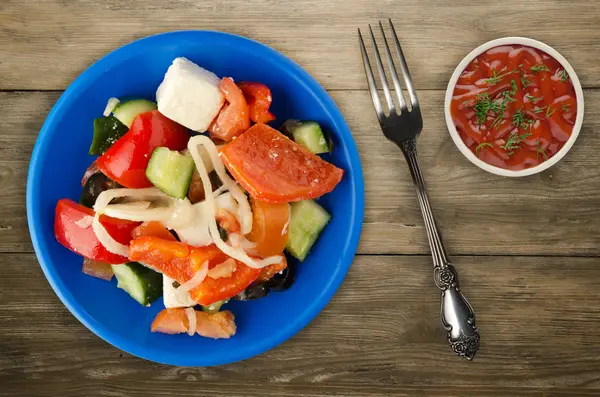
(220, 123, 344, 203)
(54, 199, 139, 263)
(238, 82, 276, 124)
(208, 78, 250, 142)
(128, 236, 261, 305)
(97, 110, 189, 188)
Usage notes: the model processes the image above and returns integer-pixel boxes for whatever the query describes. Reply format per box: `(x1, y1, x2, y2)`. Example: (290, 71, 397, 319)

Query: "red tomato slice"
(220, 123, 344, 203)
(128, 236, 261, 305)
(247, 199, 289, 257)
(238, 82, 276, 124)
(54, 199, 139, 263)
(209, 78, 250, 141)
(97, 110, 189, 188)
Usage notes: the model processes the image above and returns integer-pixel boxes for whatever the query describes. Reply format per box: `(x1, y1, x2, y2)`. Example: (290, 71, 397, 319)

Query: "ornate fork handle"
(399, 139, 480, 360)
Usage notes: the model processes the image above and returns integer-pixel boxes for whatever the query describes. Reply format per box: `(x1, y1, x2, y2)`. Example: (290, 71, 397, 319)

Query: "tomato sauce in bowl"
(447, 41, 581, 173)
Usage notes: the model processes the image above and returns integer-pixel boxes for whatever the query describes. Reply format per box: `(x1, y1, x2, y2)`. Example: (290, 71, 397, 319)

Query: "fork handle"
(399, 139, 480, 360)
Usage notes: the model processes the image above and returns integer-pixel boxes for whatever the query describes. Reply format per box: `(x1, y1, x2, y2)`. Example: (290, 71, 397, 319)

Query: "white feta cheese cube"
(163, 274, 197, 308)
(156, 57, 224, 132)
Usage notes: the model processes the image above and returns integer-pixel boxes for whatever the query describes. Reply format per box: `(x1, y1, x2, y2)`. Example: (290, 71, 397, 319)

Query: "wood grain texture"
(1, 0, 600, 90)
(2, 90, 599, 255)
(2, 253, 600, 396)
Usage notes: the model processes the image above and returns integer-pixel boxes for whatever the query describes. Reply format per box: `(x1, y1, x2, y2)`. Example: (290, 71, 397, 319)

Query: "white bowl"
(444, 37, 585, 177)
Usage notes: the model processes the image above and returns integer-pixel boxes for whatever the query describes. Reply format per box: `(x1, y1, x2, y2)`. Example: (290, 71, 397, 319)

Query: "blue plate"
(26, 31, 364, 366)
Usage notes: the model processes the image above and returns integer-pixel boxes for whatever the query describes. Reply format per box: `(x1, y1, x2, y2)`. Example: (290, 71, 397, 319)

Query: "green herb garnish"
(475, 142, 494, 157)
(558, 69, 569, 82)
(546, 105, 556, 117)
(531, 64, 550, 73)
(562, 103, 570, 112)
(501, 132, 532, 155)
(485, 68, 517, 85)
(512, 108, 533, 129)
(473, 93, 500, 126)
(526, 95, 542, 103)
(536, 141, 548, 161)
(521, 76, 532, 88)
(533, 107, 545, 114)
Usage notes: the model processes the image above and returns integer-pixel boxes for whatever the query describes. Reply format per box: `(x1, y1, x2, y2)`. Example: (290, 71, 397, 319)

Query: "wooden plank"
(2, 90, 600, 255)
(2, 253, 600, 395)
(1, 0, 599, 90)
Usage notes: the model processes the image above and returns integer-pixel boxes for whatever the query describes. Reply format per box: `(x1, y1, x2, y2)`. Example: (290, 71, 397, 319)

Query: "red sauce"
(450, 45, 577, 170)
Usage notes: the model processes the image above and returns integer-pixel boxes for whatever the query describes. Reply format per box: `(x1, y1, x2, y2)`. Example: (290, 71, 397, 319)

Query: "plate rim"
(26, 30, 365, 366)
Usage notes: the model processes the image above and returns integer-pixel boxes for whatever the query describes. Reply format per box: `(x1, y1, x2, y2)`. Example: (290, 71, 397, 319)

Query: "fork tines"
(358, 19, 419, 119)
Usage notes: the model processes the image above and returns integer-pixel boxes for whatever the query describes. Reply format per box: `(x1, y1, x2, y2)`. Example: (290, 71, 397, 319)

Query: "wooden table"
(2, 0, 600, 395)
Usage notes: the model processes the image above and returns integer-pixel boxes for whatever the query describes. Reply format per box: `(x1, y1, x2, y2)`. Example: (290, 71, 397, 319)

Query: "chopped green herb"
(501, 132, 532, 155)
(531, 64, 550, 73)
(512, 108, 533, 129)
(536, 141, 548, 161)
(473, 93, 500, 126)
(562, 103, 570, 112)
(485, 68, 517, 85)
(558, 69, 569, 82)
(462, 100, 470, 106)
(521, 76, 532, 88)
(475, 142, 494, 157)
(546, 105, 556, 117)
(526, 95, 542, 103)
(533, 107, 545, 114)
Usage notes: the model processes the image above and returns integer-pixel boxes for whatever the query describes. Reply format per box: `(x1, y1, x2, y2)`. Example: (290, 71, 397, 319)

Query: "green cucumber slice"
(89, 116, 128, 155)
(281, 120, 330, 154)
(286, 200, 331, 261)
(146, 147, 195, 199)
(112, 262, 162, 306)
(112, 99, 157, 128)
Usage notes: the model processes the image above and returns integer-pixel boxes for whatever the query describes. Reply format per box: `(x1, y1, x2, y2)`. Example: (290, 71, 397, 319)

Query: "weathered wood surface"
(1, 90, 599, 255)
(2, 0, 600, 395)
(3, 254, 600, 396)
(1, 0, 600, 91)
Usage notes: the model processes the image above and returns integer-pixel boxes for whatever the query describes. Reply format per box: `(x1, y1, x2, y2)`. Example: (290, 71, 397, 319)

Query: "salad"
(54, 57, 344, 339)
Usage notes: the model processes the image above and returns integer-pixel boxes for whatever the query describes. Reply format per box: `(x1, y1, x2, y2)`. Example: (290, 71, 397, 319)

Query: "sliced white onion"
(94, 187, 166, 213)
(74, 215, 93, 229)
(185, 308, 197, 336)
(281, 204, 291, 236)
(208, 258, 236, 279)
(228, 233, 257, 250)
(92, 214, 129, 257)
(177, 261, 209, 294)
(188, 136, 281, 269)
(103, 97, 120, 117)
(191, 135, 252, 234)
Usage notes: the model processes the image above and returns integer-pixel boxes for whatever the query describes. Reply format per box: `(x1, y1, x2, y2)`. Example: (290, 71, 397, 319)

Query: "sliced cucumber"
(112, 99, 157, 128)
(146, 147, 195, 199)
(286, 200, 331, 261)
(89, 116, 128, 155)
(281, 120, 330, 154)
(201, 300, 228, 313)
(112, 262, 162, 306)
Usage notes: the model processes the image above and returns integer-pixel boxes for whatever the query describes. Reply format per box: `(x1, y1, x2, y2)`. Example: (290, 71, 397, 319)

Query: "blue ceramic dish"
(27, 31, 364, 366)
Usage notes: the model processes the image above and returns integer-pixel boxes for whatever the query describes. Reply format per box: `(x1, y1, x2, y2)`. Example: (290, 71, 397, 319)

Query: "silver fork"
(358, 20, 480, 360)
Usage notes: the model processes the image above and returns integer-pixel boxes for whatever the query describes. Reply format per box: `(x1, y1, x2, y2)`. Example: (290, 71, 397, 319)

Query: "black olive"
(79, 173, 120, 208)
(232, 255, 297, 301)
(264, 256, 296, 291)
(232, 284, 270, 301)
(217, 224, 228, 242)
